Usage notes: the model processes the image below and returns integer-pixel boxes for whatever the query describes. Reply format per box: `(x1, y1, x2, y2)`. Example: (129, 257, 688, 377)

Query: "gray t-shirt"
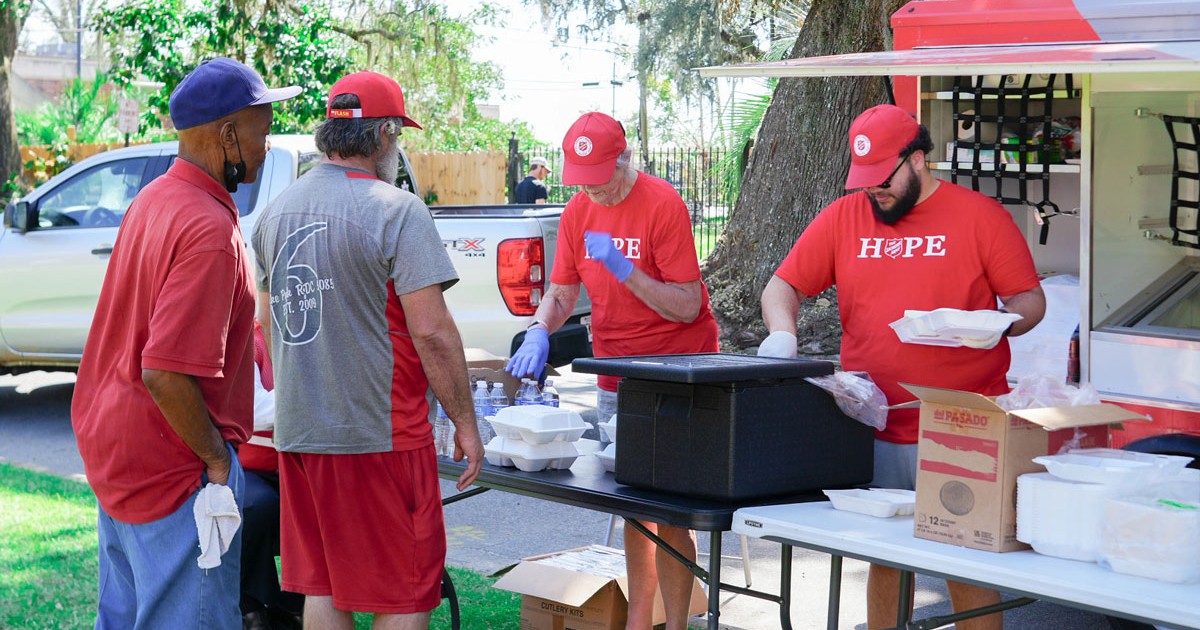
(253, 162, 458, 454)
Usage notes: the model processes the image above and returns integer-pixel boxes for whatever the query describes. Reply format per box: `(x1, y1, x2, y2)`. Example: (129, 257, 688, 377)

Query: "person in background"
(252, 70, 482, 630)
(70, 57, 298, 630)
(515, 156, 551, 203)
(758, 104, 1046, 630)
(240, 320, 305, 630)
(507, 111, 718, 630)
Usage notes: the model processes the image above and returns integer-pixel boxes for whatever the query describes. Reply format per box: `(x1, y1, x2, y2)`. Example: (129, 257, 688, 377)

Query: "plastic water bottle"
(473, 380, 495, 442)
(489, 381, 509, 415)
(516, 378, 542, 405)
(434, 401, 451, 456)
(541, 379, 560, 407)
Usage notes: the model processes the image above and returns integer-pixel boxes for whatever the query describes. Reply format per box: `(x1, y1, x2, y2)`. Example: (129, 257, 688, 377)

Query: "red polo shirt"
(72, 158, 255, 524)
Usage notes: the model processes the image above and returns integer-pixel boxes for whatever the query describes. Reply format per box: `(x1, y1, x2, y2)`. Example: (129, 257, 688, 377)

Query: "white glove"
(959, 331, 1004, 350)
(757, 331, 798, 358)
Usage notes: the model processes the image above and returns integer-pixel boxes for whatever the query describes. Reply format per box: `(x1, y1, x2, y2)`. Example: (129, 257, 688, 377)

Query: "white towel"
(193, 483, 241, 569)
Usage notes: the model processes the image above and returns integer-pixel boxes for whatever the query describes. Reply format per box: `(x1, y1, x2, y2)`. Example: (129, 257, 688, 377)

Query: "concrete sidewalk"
(440, 365, 1109, 629)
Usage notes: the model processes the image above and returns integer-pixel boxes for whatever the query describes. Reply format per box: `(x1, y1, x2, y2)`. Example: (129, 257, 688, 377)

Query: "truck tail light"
(497, 238, 545, 316)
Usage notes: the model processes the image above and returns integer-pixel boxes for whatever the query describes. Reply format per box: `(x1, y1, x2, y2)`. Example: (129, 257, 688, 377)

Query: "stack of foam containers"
(595, 415, 618, 473)
(483, 405, 589, 472)
(1016, 448, 1198, 582)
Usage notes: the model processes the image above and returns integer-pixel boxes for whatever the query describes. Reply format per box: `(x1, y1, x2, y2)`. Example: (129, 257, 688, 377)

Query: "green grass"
(0, 462, 519, 630)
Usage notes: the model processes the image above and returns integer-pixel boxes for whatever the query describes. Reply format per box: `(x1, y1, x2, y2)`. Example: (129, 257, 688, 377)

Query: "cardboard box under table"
(902, 383, 1150, 553)
(493, 545, 705, 630)
(572, 353, 874, 501)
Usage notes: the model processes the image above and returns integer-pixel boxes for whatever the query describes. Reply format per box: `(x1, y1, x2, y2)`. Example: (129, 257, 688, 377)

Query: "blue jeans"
(95, 443, 245, 630)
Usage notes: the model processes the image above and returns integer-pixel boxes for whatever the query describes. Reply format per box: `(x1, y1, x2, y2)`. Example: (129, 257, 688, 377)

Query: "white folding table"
(733, 502, 1200, 630)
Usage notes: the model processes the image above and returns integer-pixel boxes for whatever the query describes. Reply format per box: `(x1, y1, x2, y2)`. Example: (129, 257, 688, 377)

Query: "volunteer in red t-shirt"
(507, 111, 719, 630)
(758, 104, 1046, 630)
(70, 58, 299, 630)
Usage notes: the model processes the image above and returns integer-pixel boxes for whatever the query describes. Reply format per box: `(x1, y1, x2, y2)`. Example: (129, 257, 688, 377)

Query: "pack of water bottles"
(434, 377, 564, 458)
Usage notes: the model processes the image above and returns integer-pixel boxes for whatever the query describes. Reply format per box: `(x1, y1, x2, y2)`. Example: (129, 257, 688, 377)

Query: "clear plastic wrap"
(805, 371, 888, 430)
(994, 373, 1101, 411)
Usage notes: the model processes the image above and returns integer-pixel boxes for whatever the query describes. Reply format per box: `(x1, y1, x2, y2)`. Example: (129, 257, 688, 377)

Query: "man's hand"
(506, 327, 549, 378)
(584, 231, 634, 282)
(959, 331, 1004, 350)
(757, 331, 798, 359)
(453, 424, 485, 490)
(205, 452, 232, 486)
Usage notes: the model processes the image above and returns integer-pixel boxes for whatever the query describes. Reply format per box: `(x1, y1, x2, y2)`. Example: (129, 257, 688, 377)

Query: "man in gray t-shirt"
(252, 71, 482, 629)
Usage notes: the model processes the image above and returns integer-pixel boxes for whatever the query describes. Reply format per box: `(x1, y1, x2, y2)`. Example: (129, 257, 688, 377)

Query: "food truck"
(700, 0, 1200, 455)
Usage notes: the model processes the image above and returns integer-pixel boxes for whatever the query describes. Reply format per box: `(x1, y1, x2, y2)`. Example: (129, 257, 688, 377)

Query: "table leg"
(780, 544, 794, 630)
(827, 554, 842, 630)
(707, 530, 722, 630)
(897, 569, 914, 628)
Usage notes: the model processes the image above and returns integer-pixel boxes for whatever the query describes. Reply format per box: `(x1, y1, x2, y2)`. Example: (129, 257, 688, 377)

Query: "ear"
(219, 121, 239, 147)
(910, 149, 928, 171)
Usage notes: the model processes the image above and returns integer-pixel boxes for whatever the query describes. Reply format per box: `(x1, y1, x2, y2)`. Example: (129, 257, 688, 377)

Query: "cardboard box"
(902, 383, 1150, 553)
(465, 347, 557, 401)
(493, 545, 706, 630)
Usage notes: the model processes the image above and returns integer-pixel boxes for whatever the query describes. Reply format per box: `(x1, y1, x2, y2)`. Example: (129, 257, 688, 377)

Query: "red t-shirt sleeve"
(978, 202, 1041, 297)
(774, 203, 839, 297)
(551, 199, 582, 285)
(142, 248, 240, 377)
(649, 194, 703, 284)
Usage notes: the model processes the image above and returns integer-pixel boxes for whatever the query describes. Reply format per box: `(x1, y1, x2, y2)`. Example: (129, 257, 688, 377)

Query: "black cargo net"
(950, 74, 1074, 245)
(1161, 115, 1200, 249)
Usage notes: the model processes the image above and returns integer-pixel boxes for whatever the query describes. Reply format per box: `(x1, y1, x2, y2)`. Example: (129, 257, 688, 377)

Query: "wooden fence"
(408, 150, 506, 205)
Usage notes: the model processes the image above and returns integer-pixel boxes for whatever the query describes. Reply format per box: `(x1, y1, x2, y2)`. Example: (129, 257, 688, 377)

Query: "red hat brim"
(562, 157, 619, 186)
(845, 156, 900, 190)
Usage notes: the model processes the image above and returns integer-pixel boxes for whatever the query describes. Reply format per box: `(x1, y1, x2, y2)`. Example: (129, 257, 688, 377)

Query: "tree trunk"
(703, 0, 906, 356)
(1, 5, 26, 190)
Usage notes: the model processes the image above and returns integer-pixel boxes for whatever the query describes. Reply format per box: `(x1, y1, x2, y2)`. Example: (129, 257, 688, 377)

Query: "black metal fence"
(514, 140, 733, 257)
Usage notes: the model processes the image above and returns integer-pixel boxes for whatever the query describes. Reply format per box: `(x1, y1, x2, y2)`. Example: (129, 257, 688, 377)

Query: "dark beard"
(868, 172, 921, 225)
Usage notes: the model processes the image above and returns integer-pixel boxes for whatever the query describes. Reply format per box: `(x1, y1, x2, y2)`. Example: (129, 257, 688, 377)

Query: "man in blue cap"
(72, 57, 299, 630)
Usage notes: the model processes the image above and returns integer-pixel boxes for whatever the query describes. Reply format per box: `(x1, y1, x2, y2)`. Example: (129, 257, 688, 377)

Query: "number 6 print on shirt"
(271, 222, 329, 345)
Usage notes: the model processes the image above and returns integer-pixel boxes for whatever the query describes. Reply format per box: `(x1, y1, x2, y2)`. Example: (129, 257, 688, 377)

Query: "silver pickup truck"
(0, 135, 591, 374)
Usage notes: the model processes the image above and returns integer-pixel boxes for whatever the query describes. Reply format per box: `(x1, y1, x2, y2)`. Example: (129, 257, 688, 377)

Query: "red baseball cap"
(561, 112, 627, 186)
(326, 71, 422, 130)
(844, 104, 919, 189)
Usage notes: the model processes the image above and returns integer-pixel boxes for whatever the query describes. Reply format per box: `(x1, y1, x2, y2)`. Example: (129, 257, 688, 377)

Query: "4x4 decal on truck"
(270, 222, 331, 346)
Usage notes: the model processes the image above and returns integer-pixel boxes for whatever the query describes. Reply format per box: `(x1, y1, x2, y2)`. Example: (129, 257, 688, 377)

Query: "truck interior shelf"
(926, 89, 1082, 101)
(929, 162, 1080, 174)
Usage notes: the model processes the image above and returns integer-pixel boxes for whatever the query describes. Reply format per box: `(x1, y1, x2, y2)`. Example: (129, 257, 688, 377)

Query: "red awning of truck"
(697, 41, 1200, 78)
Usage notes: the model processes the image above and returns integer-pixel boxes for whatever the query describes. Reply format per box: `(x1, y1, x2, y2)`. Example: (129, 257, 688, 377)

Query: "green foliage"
(16, 72, 121, 145)
(94, 0, 353, 133)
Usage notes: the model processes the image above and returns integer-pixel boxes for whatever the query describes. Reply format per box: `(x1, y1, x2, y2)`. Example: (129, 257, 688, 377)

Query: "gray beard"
(376, 143, 400, 185)
(869, 171, 922, 225)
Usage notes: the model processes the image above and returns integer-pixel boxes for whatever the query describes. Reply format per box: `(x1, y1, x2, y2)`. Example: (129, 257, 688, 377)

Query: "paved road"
(1, 369, 1111, 629)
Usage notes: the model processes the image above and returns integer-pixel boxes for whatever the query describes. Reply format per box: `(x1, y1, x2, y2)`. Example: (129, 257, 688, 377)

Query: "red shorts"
(278, 446, 445, 614)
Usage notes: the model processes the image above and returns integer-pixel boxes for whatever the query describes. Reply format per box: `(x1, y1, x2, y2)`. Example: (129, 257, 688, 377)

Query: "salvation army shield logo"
(574, 136, 594, 157)
(853, 134, 871, 157)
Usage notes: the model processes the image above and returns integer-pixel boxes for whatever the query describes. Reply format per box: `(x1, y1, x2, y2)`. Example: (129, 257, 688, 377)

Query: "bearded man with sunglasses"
(758, 104, 1046, 630)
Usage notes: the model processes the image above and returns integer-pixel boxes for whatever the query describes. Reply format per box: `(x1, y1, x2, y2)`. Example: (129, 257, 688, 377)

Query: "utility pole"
(75, 0, 82, 78)
(581, 61, 623, 119)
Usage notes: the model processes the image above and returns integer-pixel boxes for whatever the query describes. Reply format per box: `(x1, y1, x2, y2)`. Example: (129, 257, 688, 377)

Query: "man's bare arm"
(1000, 285, 1047, 337)
(621, 272, 702, 323)
(142, 369, 231, 484)
(401, 284, 483, 490)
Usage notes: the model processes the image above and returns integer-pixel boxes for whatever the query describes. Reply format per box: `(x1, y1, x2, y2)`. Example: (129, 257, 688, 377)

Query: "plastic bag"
(806, 371, 888, 431)
(994, 374, 1100, 411)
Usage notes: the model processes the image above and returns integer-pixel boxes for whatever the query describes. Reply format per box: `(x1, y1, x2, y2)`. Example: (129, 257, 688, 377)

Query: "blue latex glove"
(507, 327, 549, 378)
(584, 231, 634, 282)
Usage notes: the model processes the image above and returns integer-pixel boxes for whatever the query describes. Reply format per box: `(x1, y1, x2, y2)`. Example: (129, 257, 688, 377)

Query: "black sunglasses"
(876, 153, 912, 189)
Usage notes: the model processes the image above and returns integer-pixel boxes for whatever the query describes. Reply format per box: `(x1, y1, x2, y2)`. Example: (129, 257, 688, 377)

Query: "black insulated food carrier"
(572, 353, 874, 501)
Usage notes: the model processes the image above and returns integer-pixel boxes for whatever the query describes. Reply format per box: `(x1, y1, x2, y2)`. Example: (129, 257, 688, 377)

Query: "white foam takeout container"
(1033, 448, 1193, 486)
(597, 415, 618, 443)
(489, 405, 589, 444)
(888, 308, 1022, 348)
(823, 488, 917, 518)
(484, 436, 578, 472)
(594, 442, 617, 473)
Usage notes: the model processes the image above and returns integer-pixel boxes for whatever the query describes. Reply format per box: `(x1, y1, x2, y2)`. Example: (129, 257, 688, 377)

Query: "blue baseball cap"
(169, 57, 301, 130)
